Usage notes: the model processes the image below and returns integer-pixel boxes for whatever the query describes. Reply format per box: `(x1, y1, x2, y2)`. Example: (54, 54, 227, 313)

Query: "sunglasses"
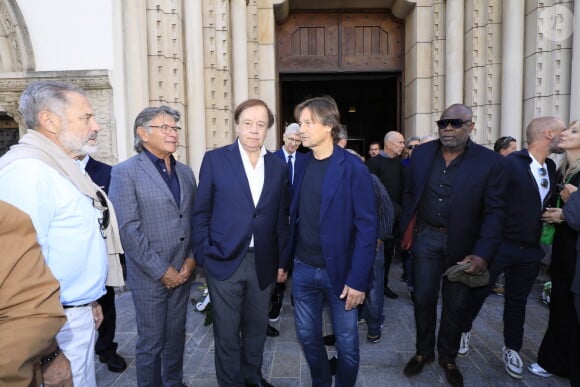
(407, 145, 416, 150)
(95, 190, 110, 239)
(436, 119, 471, 130)
(538, 168, 548, 188)
(499, 136, 516, 146)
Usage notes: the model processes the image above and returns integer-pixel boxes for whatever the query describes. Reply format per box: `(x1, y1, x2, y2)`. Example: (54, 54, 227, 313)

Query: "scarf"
(0, 130, 125, 287)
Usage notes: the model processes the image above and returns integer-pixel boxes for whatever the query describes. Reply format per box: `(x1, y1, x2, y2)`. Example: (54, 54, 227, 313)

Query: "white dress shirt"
(237, 140, 266, 247)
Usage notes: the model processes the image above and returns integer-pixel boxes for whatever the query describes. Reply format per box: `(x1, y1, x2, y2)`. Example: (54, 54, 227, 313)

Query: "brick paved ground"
(96, 262, 569, 386)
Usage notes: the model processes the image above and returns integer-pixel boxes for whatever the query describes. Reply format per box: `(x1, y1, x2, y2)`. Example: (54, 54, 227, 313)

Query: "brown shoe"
(403, 354, 435, 376)
(438, 358, 463, 387)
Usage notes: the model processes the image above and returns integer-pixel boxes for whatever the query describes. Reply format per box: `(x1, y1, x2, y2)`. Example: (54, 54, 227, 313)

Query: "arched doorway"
(0, 113, 19, 156)
(276, 10, 403, 155)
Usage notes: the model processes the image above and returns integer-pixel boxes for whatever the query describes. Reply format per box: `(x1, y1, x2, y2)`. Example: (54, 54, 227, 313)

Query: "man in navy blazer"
(82, 155, 127, 373)
(401, 104, 507, 387)
(193, 99, 289, 387)
(289, 96, 377, 386)
(268, 122, 308, 323)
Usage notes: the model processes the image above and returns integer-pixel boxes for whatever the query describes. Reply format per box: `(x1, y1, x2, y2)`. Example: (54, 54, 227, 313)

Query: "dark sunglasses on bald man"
(436, 119, 471, 130)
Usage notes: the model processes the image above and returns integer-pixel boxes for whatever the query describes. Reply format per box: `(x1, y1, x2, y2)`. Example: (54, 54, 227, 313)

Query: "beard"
(57, 122, 97, 156)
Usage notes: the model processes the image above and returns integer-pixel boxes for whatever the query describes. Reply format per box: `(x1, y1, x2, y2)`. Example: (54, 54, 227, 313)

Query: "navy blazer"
(192, 143, 290, 290)
(85, 156, 112, 193)
(401, 139, 507, 265)
(288, 145, 378, 296)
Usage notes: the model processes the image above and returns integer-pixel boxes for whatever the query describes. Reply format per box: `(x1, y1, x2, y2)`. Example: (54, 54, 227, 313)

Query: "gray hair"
(19, 80, 87, 129)
(405, 136, 421, 146)
(284, 123, 300, 135)
(133, 106, 181, 153)
(420, 135, 437, 144)
(337, 126, 348, 140)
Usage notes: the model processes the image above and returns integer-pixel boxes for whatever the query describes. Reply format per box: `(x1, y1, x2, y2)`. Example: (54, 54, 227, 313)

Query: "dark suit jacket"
(273, 148, 308, 186)
(288, 145, 378, 296)
(401, 139, 507, 266)
(85, 156, 112, 193)
(192, 143, 290, 290)
(563, 191, 580, 295)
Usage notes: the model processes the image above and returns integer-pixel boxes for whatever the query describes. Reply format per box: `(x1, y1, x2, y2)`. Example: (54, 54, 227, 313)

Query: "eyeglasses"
(407, 144, 417, 150)
(436, 119, 471, 130)
(148, 124, 181, 134)
(95, 190, 109, 239)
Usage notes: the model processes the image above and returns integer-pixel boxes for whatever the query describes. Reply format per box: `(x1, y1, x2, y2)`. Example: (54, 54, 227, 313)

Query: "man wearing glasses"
(109, 106, 197, 387)
(466, 117, 564, 381)
(0, 80, 124, 386)
(401, 104, 507, 387)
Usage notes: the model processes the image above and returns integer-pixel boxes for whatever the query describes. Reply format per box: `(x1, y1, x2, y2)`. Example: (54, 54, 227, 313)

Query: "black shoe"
(266, 324, 279, 337)
(384, 286, 399, 299)
(98, 352, 127, 373)
(269, 292, 283, 322)
(329, 356, 337, 376)
(403, 354, 434, 376)
(245, 378, 274, 387)
(323, 334, 336, 346)
(438, 358, 463, 387)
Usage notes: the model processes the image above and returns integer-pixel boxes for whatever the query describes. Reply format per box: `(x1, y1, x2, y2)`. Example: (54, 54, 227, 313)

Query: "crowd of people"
(0, 80, 579, 387)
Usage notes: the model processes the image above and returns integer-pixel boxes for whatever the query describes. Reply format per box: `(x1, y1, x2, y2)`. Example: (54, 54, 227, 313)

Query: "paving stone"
(96, 263, 569, 386)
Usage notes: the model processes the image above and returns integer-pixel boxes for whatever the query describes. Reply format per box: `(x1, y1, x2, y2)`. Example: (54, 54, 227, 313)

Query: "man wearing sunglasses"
(0, 80, 125, 386)
(401, 104, 507, 387)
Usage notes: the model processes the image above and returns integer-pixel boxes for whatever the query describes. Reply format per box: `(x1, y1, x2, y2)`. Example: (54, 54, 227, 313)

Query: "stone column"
(118, 1, 149, 159)
(231, 0, 249, 106)
(445, 0, 464, 106)
(184, 0, 206, 177)
(500, 0, 524, 140)
(570, 0, 580, 121)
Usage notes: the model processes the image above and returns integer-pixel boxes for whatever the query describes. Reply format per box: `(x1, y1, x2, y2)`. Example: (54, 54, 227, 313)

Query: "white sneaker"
(458, 332, 471, 357)
(502, 346, 523, 379)
(528, 363, 553, 378)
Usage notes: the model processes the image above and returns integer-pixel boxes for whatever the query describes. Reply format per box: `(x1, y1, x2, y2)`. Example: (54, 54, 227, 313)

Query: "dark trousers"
(95, 286, 118, 358)
(206, 253, 273, 386)
(469, 243, 542, 351)
(412, 225, 475, 362)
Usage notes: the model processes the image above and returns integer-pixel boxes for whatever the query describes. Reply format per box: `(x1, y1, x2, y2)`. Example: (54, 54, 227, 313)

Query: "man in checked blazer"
(109, 106, 197, 387)
(193, 99, 290, 387)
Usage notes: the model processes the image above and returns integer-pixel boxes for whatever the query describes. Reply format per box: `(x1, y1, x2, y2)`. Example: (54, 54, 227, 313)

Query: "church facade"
(0, 0, 577, 174)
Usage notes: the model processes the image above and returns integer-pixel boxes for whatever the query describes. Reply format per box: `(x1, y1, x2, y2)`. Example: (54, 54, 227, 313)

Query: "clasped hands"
(162, 257, 196, 289)
(542, 184, 577, 224)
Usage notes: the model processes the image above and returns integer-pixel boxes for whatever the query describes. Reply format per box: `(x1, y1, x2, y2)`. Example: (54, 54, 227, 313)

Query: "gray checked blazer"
(108, 151, 197, 290)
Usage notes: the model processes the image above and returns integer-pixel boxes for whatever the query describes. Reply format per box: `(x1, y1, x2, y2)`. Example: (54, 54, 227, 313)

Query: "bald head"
(525, 116, 565, 154)
(441, 104, 473, 121)
(384, 131, 405, 158)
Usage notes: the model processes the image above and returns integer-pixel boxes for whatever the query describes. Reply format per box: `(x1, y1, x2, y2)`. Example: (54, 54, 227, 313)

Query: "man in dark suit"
(192, 99, 290, 387)
(290, 96, 377, 386)
(464, 117, 563, 380)
(82, 155, 127, 373)
(268, 122, 308, 323)
(401, 104, 506, 387)
(109, 106, 197, 387)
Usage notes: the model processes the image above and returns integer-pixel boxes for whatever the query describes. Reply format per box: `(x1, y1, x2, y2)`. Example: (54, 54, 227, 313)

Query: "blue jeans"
(361, 243, 385, 336)
(412, 225, 475, 362)
(292, 259, 360, 387)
